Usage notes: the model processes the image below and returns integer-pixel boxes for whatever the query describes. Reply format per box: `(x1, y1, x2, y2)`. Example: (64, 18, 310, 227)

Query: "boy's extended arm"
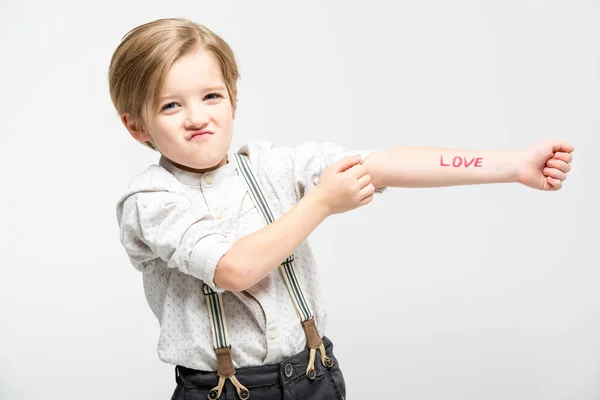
(362, 140, 574, 191)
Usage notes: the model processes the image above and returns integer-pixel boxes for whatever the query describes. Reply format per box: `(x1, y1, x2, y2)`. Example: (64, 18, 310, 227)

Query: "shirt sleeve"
(116, 190, 233, 292)
(295, 143, 387, 196)
(246, 141, 387, 200)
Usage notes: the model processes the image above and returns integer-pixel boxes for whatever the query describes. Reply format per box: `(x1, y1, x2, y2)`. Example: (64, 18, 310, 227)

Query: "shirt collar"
(158, 154, 236, 186)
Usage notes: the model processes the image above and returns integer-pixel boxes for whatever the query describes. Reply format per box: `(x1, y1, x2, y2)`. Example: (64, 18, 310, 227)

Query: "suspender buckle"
(230, 375, 250, 399)
(208, 377, 225, 399)
(302, 319, 335, 379)
(208, 347, 250, 400)
(319, 342, 334, 368)
(306, 348, 317, 379)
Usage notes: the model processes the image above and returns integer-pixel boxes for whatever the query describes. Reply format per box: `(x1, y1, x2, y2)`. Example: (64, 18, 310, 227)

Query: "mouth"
(188, 130, 213, 140)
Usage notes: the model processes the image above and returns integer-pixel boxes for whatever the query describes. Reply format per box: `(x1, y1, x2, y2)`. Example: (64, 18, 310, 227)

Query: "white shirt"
(115, 140, 385, 371)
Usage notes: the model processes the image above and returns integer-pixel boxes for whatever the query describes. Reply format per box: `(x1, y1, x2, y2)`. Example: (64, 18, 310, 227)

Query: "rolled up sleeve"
(244, 140, 387, 202)
(116, 190, 232, 292)
(287, 142, 388, 198)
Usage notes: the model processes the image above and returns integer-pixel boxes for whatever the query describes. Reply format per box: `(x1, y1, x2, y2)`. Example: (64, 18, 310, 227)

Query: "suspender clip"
(208, 347, 250, 400)
(302, 319, 334, 379)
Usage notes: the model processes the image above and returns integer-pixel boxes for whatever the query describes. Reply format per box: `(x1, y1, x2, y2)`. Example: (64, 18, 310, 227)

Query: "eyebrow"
(160, 85, 227, 102)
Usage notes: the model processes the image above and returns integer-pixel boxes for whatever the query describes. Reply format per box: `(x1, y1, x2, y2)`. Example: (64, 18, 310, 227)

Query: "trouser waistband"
(176, 336, 334, 389)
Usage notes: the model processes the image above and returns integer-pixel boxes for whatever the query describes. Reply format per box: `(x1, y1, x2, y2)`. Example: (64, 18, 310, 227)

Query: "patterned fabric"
(116, 140, 386, 370)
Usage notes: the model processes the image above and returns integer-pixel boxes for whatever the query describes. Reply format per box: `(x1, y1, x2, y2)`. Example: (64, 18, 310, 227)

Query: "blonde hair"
(108, 18, 240, 151)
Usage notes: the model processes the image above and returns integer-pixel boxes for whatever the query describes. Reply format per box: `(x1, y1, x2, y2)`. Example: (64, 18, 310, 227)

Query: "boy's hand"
(313, 155, 375, 215)
(516, 141, 574, 191)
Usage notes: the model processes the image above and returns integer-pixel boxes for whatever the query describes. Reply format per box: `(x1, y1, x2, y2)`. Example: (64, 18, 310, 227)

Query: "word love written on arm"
(439, 155, 483, 168)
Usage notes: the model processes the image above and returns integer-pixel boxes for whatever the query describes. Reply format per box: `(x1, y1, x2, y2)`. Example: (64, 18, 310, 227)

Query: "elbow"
(362, 151, 390, 189)
(214, 255, 255, 292)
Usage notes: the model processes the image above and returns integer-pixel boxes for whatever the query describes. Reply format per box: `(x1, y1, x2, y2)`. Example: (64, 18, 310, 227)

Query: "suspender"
(233, 153, 313, 322)
(202, 284, 249, 399)
(201, 154, 333, 399)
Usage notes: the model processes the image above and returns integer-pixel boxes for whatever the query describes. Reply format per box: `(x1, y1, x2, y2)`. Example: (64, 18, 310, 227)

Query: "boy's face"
(125, 48, 235, 173)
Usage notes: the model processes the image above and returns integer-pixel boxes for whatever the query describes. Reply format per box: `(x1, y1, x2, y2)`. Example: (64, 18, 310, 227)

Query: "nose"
(184, 102, 209, 129)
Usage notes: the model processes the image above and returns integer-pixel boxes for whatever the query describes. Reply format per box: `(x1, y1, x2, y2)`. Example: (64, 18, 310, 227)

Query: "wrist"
(489, 151, 523, 184)
(510, 151, 526, 184)
(306, 188, 333, 218)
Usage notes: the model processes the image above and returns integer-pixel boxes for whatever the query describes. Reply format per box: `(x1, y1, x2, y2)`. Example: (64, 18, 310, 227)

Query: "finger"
(359, 183, 375, 199)
(360, 194, 374, 205)
(357, 173, 372, 188)
(546, 159, 571, 173)
(552, 151, 573, 163)
(546, 176, 562, 190)
(346, 164, 368, 178)
(334, 155, 362, 172)
(543, 167, 567, 181)
(550, 141, 575, 154)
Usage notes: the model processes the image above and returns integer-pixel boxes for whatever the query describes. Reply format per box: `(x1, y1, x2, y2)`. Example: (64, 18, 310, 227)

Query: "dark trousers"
(170, 337, 346, 400)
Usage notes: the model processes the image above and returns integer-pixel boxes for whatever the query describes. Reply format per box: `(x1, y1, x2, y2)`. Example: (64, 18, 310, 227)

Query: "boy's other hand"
(516, 140, 574, 191)
(314, 155, 375, 215)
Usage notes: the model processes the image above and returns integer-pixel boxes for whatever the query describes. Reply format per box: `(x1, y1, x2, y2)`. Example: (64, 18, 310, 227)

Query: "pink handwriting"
(440, 155, 483, 168)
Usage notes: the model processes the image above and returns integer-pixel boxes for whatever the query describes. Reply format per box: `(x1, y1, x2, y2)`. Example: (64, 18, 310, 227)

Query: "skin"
(361, 142, 574, 191)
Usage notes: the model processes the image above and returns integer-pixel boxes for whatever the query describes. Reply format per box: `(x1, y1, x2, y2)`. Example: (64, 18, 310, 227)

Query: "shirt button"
(216, 211, 223, 220)
(205, 174, 214, 184)
(269, 329, 278, 339)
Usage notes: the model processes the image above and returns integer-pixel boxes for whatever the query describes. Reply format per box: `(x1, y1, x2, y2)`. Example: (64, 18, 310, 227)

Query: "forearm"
(215, 190, 330, 291)
(363, 146, 522, 188)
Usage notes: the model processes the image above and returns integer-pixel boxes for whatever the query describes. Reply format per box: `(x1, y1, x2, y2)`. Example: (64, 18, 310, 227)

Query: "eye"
(161, 102, 179, 111)
(204, 93, 222, 101)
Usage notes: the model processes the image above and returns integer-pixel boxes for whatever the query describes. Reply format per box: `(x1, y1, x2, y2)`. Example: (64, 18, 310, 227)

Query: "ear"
(121, 114, 152, 142)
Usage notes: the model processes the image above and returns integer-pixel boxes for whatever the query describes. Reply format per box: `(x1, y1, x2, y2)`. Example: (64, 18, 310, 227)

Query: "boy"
(110, 18, 573, 400)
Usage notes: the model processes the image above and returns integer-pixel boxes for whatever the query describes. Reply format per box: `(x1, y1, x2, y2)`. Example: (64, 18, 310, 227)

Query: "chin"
(199, 155, 227, 169)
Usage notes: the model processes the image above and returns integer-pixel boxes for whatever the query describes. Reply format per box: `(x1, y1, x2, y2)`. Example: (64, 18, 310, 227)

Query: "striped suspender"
(201, 153, 334, 400)
(202, 285, 230, 349)
(232, 153, 313, 322)
(202, 283, 249, 400)
(232, 153, 334, 376)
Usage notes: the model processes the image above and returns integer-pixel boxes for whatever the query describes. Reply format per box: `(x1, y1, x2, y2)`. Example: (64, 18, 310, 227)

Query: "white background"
(1, 1, 598, 399)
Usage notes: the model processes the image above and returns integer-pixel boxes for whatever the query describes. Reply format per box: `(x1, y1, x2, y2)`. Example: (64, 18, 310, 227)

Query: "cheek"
(215, 102, 234, 118)
(154, 116, 181, 135)
(216, 108, 234, 128)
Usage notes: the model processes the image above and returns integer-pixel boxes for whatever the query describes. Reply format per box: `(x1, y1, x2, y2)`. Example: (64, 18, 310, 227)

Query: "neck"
(167, 156, 228, 174)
